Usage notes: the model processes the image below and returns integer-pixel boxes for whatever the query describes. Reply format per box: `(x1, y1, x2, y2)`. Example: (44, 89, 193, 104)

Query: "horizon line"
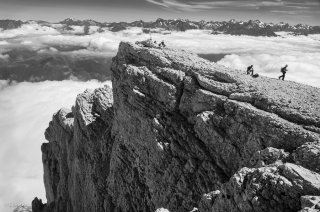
(1, 17, 319, 27)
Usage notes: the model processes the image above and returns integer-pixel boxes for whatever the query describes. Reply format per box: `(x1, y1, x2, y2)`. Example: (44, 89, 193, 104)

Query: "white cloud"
(0, 40, 9, 45)
(0, 54, 9, 60)
(145, 0, 216, 11)
(0, 24, 319, 87)
(0, 23, 60, 39)
(0, 80, 111, 212)
(68, 25, 85, 34)
(217, 53, 320, 87)
(0, 27, 146, 55)
(145, 0, 289, 11)
(149, 31, 320, 87)
(88, 26, 100, 34)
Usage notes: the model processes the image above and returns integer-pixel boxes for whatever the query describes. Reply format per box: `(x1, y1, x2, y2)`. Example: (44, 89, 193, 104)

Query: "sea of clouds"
(0, 22, 319, 210)
(1, 24, 319, 86)
(0, 80, 111, 212)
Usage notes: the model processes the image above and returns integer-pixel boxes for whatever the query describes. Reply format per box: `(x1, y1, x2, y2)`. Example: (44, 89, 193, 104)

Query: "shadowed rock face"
(33, 41, 320, 212)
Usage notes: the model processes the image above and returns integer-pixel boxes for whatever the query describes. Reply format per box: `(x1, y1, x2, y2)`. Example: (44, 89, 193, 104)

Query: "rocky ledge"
(33, 41, 320, 212)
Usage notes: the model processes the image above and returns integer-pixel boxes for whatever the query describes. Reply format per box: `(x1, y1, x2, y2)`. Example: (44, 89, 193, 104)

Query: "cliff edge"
(33, 41, 320, 212)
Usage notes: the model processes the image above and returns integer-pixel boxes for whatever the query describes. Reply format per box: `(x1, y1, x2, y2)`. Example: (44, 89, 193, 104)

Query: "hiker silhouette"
(247, 65, 254, 75)
(159, 40, 166, 48)
(278, 65, 288, 80)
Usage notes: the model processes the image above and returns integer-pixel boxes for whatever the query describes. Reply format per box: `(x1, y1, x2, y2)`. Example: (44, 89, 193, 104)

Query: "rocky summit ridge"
(33, 41, 320, 212)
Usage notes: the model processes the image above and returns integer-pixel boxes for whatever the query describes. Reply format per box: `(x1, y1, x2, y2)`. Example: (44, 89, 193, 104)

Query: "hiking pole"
(149, 30, 152, 45)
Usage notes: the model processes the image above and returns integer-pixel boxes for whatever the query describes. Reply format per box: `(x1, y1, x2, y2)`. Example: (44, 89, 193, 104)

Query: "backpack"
(252, 73, 259, 78)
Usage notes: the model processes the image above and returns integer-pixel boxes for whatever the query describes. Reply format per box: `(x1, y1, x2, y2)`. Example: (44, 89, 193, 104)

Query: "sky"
(0, 0, 319, 25)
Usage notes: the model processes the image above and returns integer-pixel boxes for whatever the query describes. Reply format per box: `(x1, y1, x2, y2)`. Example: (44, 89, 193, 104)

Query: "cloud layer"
(0, 80, 111, 212)
(217, 52, 320, 87)
(1, 24, 320, 87)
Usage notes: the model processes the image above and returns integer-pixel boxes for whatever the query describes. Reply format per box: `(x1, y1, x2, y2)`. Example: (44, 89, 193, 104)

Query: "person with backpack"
(159, 40, 166, 48)
(247, 65, 254, 75)
(278, 64, 288, 80)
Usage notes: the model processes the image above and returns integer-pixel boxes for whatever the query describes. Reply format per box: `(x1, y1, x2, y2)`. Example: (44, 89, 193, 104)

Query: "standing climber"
(159, 40, 166, 48)
(278, 64, 288, 80)
(247, 65, 254, 75)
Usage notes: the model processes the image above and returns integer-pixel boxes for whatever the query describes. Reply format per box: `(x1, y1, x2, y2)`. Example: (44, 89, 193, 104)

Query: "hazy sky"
(0, 0, 319, 25)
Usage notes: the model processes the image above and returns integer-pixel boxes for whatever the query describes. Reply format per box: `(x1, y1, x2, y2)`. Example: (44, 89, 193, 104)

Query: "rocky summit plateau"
(32, 40, 320, 212)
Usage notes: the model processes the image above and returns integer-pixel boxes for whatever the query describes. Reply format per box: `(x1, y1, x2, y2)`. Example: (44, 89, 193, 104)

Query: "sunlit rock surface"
(33, 41, 320, 212)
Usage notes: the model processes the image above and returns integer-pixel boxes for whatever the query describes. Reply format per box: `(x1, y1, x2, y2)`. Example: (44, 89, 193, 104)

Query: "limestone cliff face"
(33, 41, 320, 212)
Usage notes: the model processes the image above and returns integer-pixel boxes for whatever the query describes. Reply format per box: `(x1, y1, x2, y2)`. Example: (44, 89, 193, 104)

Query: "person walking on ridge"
(247, 65, 254, 75)
(278, 64, 288, 80)
(159, 40, 166, 48)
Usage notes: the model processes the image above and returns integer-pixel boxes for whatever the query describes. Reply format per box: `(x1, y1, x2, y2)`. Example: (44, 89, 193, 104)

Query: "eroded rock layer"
(33, 41, 320, 212)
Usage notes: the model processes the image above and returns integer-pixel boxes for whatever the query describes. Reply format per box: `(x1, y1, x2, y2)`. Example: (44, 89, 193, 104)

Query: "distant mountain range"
(1, 18, 320, 36)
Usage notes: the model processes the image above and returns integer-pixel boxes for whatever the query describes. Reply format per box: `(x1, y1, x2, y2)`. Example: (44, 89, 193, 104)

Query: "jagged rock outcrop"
(33, 41, 320, 212)
(293, 142, 320, 173)
(36, 86, 114, 212)
(202, 163, 320, 212)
